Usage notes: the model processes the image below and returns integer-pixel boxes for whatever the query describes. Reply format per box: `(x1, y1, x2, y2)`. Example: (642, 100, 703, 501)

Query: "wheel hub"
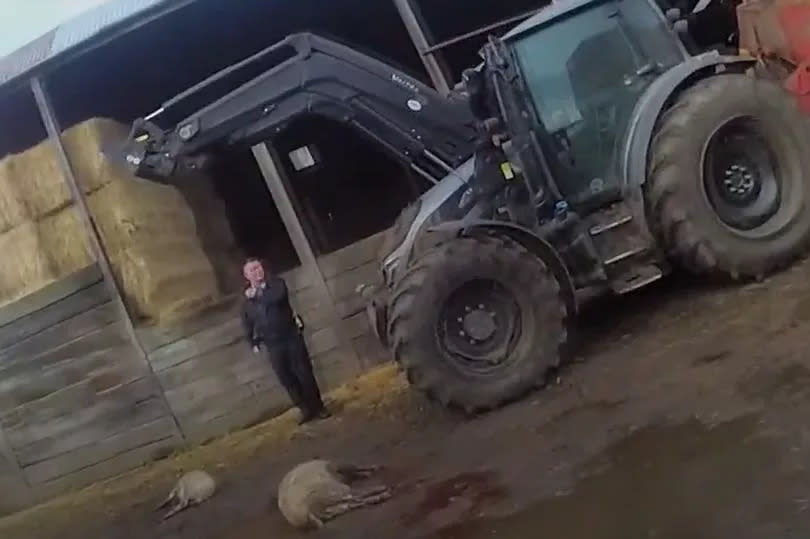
(438, 279, 520, 372)
(720, 163, 760, 204)
(702, 116, 781, 231)
(462, 307, 496, 341)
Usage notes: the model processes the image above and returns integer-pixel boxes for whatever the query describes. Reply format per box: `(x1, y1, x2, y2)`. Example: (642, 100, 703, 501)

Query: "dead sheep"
(158, 470, 217, 519)
(278, 459, 391, 529)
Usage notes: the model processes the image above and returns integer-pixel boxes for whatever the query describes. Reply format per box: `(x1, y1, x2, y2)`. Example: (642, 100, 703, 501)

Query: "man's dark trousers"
(266, 333, 324, 417)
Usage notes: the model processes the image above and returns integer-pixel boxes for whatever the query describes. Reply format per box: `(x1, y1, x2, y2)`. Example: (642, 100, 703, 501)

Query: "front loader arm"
(124, 33, 478, 183)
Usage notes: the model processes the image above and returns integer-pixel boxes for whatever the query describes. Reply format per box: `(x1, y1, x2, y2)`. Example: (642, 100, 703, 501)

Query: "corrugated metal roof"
(0, 0, 191, 89)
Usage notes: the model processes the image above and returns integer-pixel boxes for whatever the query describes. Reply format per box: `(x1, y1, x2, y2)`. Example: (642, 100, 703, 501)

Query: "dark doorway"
(274, 117, 428, 256)
(208, 149, 301, 274)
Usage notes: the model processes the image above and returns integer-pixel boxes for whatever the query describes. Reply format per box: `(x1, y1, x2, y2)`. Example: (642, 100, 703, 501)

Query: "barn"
(0, 0, 545, 513)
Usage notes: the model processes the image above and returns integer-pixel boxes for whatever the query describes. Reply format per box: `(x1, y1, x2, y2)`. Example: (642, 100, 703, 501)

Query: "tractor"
(123, 0, 810, 413)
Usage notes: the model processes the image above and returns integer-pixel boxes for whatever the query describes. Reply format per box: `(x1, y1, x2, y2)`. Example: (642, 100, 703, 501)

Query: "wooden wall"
(0, 230, 390, 515)
(0, 265, 181, 511)
(136, 230, 389, 446)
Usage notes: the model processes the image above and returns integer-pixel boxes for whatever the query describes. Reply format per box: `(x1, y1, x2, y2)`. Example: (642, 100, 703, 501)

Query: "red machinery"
(737, 0, 810, 112)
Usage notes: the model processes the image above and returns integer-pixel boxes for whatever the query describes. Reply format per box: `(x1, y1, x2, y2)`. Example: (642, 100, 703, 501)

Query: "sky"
(0, 0, 110, 57)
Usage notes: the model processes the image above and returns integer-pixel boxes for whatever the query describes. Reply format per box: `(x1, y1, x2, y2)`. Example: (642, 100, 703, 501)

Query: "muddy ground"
(7, 260, 810, 538)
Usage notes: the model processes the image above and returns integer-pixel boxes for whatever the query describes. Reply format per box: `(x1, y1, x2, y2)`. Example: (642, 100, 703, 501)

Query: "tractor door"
(508, 0, 685, 206)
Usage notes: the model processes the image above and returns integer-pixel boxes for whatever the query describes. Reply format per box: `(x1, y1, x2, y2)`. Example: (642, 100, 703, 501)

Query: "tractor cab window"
(510, 0, 683, 205)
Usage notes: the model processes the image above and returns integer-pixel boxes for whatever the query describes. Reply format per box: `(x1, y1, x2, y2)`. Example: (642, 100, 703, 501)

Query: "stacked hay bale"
(0, 118, 237, 325)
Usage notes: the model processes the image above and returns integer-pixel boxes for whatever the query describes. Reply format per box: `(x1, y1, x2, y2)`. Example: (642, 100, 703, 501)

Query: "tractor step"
(589, 215, 633, 236)
(604, 246, 647, 266)
(610, 264, 664, 294)
(585, 201, 663, 293)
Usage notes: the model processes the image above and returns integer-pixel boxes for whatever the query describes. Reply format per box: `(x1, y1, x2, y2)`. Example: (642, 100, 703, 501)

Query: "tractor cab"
(497, 0, 687, 207)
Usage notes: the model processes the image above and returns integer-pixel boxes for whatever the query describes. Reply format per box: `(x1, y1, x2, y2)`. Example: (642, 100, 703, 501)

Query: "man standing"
(241, 258, 330, 424)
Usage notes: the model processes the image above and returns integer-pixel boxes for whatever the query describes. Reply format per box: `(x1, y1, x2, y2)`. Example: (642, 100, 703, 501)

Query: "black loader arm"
(123, 33, 479, 183)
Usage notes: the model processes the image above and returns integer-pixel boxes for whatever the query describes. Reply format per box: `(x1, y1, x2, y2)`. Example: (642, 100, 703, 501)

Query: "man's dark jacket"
(241, 278, 299, 347)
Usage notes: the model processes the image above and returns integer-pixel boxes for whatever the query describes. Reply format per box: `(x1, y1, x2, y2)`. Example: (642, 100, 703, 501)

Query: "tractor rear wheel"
(387, 235, 569, 413)
(647, 74, 810, 278)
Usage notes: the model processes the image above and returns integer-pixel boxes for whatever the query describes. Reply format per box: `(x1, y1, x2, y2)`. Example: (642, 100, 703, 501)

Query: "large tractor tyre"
(387, 235, 569, 414)
(646, 73, 810, 279)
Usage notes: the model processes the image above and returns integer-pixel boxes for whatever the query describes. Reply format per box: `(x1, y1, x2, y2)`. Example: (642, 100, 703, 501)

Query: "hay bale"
(88, 179, 199, 257)
(39, 207, 93, 278)
(0, 119, 126, 223)
(174, 173, 242, 292)
(61, 119, 129, 193)
(2, 139, 72, 219)
(112, 240, 220, 323)
(0, 223, 55, 306)
(0, 158, 31, 234)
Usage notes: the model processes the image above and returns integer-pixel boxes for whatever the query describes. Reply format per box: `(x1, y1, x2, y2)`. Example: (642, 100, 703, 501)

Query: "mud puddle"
(434, 417, 807, 539)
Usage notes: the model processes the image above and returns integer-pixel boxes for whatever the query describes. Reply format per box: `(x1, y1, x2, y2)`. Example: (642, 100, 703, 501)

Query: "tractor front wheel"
(387, 235, 569, 413)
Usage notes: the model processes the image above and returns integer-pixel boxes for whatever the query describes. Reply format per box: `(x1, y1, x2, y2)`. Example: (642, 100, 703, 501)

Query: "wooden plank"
(0, 282, 110, 352)
(305, 326, 341, 357)
(0, 302, 118, 364)
(279, 265, 317, 292)
(0, 322, 128, 385)
(182, 389, 290, 445)
(0, 265, 102, 328)
(17, 396, 169, 469)
(352, 334, 390, 368)
(163, 356, 272, 412)
(297, 303, 334, 334)
(135, 296, 239, 353)
(149, 316, 244, 373)
(175, 385, 254, 428)
(289, 284, 332, 316)
(312, 344, 361, 373)
(325, 260, 380, 302)
(246, 375, 283, 396)
(22, 417, 177, 485)
(35, 437, 178, 500)
(344, 311, 373, 339)
(0, 343, 144, 412)
(2, 377, 158, 446)
(0, 382, 96, 432)
(164, 376, 247, 417)
(315, 353, 363, 391)
(157, 339, 267, 391)
(335, 293, 368, 320)
(12, 381, 162, 466)
(317, 231, 387, 279)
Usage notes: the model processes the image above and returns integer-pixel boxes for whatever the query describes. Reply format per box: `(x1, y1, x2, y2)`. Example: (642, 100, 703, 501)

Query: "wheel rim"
(436, 278, 522, 375)
(702, 116, 781, 231)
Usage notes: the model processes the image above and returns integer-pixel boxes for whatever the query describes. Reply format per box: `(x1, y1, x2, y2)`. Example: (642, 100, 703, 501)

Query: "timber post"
(251, 142, 363, 371)
(30, 77, 185, 441)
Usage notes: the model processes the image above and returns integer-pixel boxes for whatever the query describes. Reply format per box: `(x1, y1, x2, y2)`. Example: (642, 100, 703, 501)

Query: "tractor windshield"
(510, 0, 684, 203)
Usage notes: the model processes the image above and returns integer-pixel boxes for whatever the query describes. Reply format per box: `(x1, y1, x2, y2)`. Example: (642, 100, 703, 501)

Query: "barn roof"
(0, 0, 197, 91)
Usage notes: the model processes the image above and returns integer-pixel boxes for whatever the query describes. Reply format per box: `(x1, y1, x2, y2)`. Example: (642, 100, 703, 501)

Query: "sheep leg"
(156, 489, 176, 511)
(333, 463, 381, 481)
(322, 485, 392, 520)
(353, 485, 392, 505)
(163, 498, 189, 520)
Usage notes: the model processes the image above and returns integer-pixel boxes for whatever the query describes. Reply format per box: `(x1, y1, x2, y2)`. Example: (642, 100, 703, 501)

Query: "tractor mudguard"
(622, 51, 755, 189)
(427, 219, 577, 315)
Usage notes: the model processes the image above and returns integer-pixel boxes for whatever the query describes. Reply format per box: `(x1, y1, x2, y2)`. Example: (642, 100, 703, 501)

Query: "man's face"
(243, 261, 265, 285)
